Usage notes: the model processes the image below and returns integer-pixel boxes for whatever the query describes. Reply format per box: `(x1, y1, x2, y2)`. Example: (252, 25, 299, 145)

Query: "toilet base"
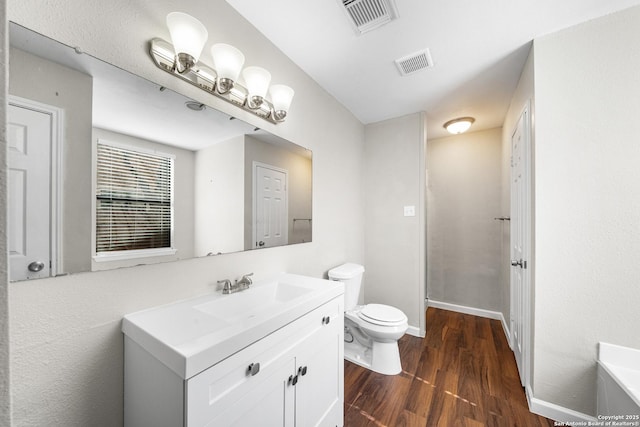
(344, 337, 402, 375)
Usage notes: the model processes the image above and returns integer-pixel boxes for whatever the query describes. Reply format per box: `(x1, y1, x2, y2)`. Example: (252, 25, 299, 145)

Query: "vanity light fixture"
(150, 11, 294, 123)
(242, 66, 271, 109)
(443, 116, 475, 134)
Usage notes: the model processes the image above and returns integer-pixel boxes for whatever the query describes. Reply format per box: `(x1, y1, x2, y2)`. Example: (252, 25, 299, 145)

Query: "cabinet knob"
(298, 365, 308, 376)
(322, 316, 331, 325)
(247, 362, 260, 376)
(288, 374, 298, 386)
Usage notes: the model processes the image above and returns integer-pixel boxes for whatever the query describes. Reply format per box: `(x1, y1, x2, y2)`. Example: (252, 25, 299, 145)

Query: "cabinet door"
(294, 301, 344, 427)
(187, 339, 296, 427)
(203, 357, 295, 427)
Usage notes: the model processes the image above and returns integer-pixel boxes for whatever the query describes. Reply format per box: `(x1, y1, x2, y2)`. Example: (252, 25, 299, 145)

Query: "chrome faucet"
(218, 273, 254, 294)
(217, 279, 233, 294)
(235, 273, 253, 290)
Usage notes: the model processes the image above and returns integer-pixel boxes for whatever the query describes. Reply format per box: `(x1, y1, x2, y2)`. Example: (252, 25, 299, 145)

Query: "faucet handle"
(242, 273, 253, 284)
(217, 279, 232, 293)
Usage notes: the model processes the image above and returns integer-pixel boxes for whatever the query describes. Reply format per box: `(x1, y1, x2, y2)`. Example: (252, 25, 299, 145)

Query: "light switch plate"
(404, 205, 416, 217)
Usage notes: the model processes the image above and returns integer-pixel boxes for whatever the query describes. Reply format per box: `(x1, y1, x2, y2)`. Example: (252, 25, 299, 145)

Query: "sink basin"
(194, 282, 312, 322)
(122, 273, 344, 379)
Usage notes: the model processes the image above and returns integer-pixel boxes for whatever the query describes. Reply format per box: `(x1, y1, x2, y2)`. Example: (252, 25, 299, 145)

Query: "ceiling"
(226, 0, 640, 139)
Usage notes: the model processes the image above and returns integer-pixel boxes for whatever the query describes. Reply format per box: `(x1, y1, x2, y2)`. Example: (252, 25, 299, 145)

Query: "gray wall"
(531, 5, 640, 416)
(9, 47, 93, 274)
(364, 113, 426, 335)
(5, 1, 365, 425)
(427, 128, 503, 313)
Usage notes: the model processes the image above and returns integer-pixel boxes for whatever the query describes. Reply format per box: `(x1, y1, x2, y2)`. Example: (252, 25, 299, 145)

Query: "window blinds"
(96, 142, 174, 253)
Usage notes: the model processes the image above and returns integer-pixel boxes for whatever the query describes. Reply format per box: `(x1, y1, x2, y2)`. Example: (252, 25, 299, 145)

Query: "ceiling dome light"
(443, 117, 475, 134)
(166, 12, 208, 73)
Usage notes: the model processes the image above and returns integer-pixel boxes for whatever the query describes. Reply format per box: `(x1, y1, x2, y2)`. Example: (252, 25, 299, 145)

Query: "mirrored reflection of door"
(8, 103, 52, 281)
(254, 163, 288, 249)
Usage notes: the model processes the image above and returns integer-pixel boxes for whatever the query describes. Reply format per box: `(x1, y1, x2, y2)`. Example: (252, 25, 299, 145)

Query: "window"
(95, 140, 174, 259)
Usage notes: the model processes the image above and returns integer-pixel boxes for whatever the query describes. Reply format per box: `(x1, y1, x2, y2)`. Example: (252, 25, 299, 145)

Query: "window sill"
(93, 248, 177, 263)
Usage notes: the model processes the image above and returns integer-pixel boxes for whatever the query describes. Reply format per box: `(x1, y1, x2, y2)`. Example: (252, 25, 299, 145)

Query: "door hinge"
(523, 260, 527, 269)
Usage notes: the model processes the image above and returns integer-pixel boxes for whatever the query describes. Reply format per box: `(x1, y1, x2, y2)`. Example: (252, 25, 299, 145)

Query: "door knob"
(258, 241, 265, 247)
(28, 261, 45, 272)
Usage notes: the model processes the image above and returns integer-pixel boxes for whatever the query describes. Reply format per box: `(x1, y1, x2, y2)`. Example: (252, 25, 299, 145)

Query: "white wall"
(0, 1, 10, 424)
(4, 1, 365, 425)
(364, 113, 426, 335)
(533, 5, 640, 415)
(427, 128, 503, 313)
(195, 136, 245, 256)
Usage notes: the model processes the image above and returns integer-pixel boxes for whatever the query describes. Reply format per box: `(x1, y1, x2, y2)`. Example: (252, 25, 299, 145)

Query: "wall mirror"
(7, 22, 312, 282)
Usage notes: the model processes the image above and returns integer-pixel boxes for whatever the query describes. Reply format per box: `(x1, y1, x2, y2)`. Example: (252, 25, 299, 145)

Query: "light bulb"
(243, 66, 271, 109)
(211, 43, 245, 94)
(166, 12, 208, 73)
(269, 84, 295, 121)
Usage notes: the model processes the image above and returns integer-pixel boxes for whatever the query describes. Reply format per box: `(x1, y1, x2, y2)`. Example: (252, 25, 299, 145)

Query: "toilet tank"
(328, 263, 365, 310)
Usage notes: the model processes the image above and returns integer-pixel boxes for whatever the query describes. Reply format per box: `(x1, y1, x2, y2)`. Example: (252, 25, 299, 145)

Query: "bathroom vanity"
(122, 273, 344, 427)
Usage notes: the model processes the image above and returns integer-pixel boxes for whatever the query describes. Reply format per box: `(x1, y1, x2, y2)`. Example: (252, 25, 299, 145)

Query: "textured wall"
(427, 128, 503, 312)
(533, 5, 640, 415)
(6, 1, 365, 425)
(0, 0, 10, 424)
(364, 113, 426, 334)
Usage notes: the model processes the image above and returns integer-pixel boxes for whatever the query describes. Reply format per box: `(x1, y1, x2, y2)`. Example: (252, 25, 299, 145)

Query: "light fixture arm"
(174, 52, 196, 74)
(149, 38, 281, 124)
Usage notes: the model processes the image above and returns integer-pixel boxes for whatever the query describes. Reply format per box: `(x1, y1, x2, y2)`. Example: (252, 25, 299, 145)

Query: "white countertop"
(122, 273, 344, 379)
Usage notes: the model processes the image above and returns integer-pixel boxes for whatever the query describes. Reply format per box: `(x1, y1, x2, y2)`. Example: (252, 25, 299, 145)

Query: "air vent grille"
(341, 0, 398, 34)
(395, 49, 434, 76)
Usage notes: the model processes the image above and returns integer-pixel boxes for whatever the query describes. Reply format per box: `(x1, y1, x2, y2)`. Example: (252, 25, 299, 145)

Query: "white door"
(254, 164, 288, 249)
(510, 104, 530, 386)
(8, 103, 53, 281)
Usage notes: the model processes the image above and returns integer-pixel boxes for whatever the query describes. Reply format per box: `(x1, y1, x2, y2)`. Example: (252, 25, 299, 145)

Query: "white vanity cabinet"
(123, 273, 344, 427)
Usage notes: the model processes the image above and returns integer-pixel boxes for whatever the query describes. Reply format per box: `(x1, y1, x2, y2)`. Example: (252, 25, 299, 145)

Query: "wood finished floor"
(343, 308, 556, 427)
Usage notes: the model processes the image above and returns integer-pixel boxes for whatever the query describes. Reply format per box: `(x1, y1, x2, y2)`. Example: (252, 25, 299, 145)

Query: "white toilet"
(328, 263, 408, 375)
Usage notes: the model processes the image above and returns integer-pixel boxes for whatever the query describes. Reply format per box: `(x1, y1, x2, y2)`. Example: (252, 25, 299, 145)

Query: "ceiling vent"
(395, 49, 434, 76)
(340, 0, 399, 35)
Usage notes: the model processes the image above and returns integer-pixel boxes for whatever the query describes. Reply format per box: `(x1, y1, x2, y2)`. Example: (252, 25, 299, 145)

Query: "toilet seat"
(358, 304, 407, 327)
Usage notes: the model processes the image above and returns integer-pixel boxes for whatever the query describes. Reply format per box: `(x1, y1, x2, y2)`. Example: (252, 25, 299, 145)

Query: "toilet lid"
(358, 304, 407, 326)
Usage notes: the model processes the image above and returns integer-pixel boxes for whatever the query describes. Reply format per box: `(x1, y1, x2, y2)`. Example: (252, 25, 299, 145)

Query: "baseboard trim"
(405, 325, 423, 338)
(427, 300, 511, 341)
(526, 385, 596, 422)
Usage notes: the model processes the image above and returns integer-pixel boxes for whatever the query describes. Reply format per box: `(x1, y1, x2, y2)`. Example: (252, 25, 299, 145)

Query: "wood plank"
(344, 307, 557, 426)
